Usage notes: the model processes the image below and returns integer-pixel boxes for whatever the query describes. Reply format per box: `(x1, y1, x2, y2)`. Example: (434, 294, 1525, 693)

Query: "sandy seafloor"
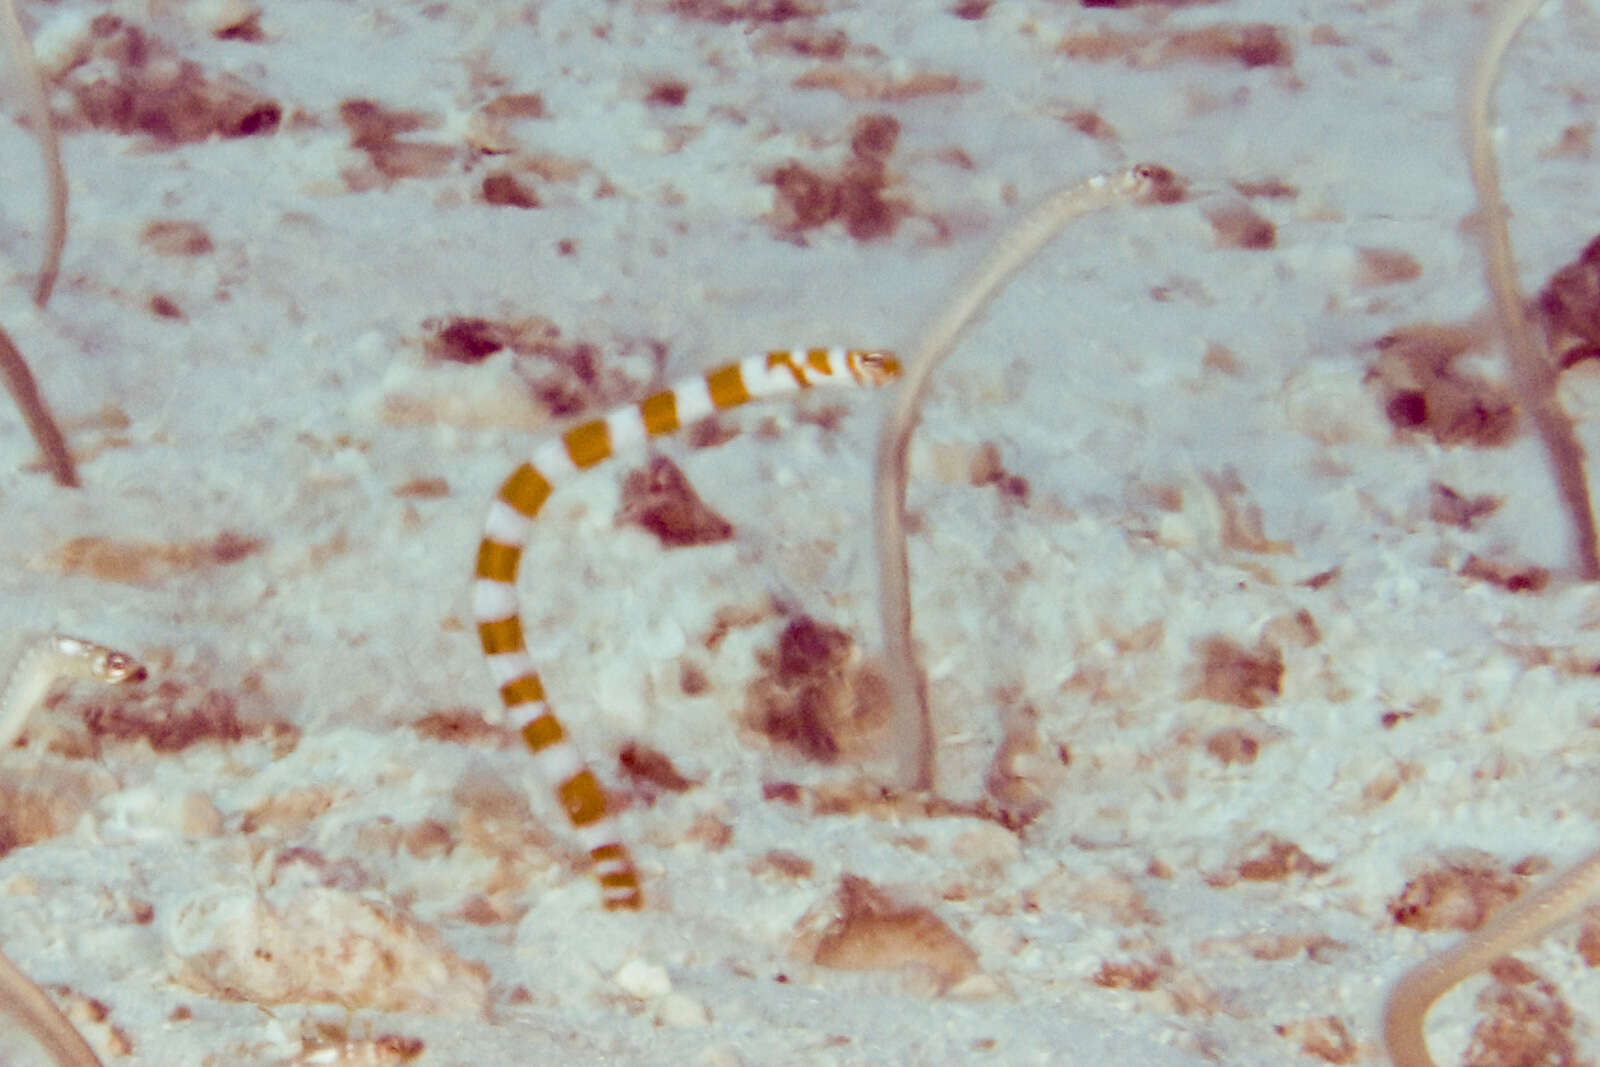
(2, 0, 1600, 1064)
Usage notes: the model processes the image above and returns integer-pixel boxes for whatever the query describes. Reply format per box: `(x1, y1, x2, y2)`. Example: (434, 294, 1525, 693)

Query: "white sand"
(3, 0, 1600, 1063)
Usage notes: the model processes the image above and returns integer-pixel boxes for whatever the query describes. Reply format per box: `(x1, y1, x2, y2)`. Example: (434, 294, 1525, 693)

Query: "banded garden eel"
(474, 347, 900, 909)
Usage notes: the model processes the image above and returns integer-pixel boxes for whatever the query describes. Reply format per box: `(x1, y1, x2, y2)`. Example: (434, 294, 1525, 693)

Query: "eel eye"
(856, 350, 901, 384)
(101, 651, 147, 683)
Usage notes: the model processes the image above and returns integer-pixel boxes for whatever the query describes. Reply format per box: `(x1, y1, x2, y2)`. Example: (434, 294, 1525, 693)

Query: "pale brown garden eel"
(0, 0, 68, 308)
(1381, 0, 1600, 1062)
(1, 0, 80, 486)
(0, 634, 146, 1067)
(871, 162, 1187, 792)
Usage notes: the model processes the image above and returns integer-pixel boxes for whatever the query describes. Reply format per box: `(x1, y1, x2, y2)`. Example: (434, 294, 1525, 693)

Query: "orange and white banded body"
(474, 347, 899, 909)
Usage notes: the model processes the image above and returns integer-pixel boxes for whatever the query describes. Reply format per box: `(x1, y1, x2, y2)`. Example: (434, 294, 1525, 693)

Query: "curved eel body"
(0, 633, 145, 1067)
(474, 347, 898, 910)
(0, 635, 147, 751)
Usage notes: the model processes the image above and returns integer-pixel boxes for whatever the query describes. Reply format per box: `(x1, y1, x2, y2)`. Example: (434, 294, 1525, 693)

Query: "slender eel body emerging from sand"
(474, 348, 900, 909)
(872, 162, 1187, 793)
(1383, 2, 1600, 1061)
(1383, 848, 1600, 1067)
(0, 635, 146, 750)
(0, 633, 146, 1067)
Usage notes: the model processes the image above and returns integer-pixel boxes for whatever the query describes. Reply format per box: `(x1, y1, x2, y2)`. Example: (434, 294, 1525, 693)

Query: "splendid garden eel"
(474, 347, 899, 909)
